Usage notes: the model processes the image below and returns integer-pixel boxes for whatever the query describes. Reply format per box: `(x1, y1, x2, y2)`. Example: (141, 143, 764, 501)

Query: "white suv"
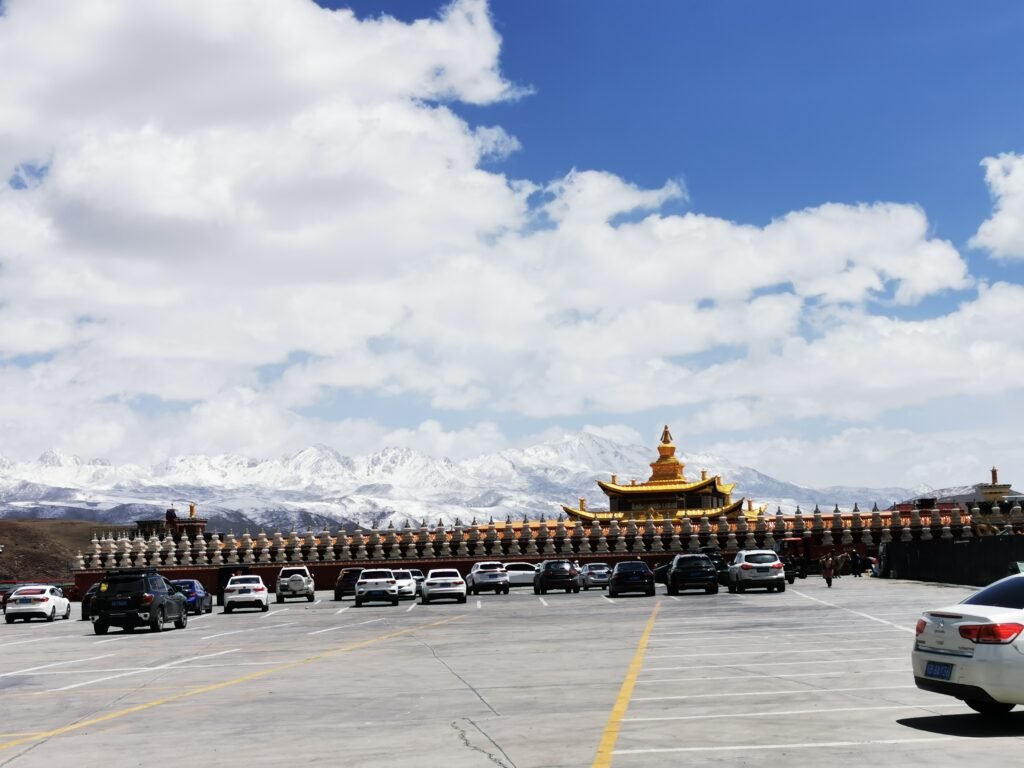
(466, 562, 510, 595)
(728, 550, 786, 593)
(276, 566, 315, 603)
(355, 569, 400, 606)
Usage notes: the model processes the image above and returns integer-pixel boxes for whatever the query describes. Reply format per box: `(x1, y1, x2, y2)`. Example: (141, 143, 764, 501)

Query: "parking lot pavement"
(0, 578, 1022, 767)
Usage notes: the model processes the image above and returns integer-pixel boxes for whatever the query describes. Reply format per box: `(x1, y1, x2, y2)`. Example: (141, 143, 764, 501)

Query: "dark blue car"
(171, 579, 213, 616)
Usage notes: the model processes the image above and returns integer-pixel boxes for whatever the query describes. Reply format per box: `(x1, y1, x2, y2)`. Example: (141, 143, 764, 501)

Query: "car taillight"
(356, 581, 366, 586)
(387, 580, 396, 585)
(255, 586, 266, 592)
(771, 562, 784, 570)
(958, 623, 1024, 644)
(140, 593, 154, 606)
(740, 563, 755, 570)
(915, 619, 927, 635)
(454, 580, 464, 586)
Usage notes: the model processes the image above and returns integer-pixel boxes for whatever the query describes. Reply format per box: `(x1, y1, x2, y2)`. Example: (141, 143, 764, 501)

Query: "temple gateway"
(561, 426, 762, 523)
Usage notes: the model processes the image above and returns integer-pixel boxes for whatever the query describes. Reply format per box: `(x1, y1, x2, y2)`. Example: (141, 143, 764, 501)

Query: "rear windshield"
(279, 569, 308, 578)
(506, 564, 533, 571)
(102, 577, 145, 592)
(172, 581, 196, 588)
(675, 556, 710, 564)
(230, 577, 260, 585)
(744, 554, 779, 564)
(429, 571, 460, 579)
(392, 571, 411, 579)
(13, 588, 45, 596)
(361, 571, 391, 579)
(588, 564, 609, 570)
(963, 578, 1024, 609)
(617, 563, 650, 572)
(478, 563, 502, 570)
(342, 569, 362, 576)
(545, 562, 571, 570)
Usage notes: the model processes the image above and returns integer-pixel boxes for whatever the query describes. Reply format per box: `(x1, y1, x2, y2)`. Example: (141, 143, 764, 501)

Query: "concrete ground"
(0, 576, 1019, 767)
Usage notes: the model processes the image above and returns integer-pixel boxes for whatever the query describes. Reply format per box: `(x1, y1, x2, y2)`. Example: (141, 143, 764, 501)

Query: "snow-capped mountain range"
(0, 433, 921, 532)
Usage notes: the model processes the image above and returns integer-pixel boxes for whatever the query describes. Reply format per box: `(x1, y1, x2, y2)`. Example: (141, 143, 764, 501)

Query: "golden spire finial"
(992, 466, 999, 485)
(661, 425, 673, 445)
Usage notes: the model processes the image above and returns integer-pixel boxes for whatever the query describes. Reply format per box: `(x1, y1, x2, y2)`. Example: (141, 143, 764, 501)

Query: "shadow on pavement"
(898, 713, 1024, 737)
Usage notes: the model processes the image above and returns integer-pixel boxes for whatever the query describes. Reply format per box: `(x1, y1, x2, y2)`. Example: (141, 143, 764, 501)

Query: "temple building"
(561, 426, 761, 522)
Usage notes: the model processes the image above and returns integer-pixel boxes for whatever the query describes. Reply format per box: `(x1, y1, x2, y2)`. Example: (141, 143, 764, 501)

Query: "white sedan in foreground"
(421, 569, 467, 604)
(914, 573, 1024, 714)
(4, 585, 71, 623)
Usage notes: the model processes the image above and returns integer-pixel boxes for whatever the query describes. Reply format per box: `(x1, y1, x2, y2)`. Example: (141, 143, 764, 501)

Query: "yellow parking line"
(592, 602, 661, 768)
(0, 615, 464, 752)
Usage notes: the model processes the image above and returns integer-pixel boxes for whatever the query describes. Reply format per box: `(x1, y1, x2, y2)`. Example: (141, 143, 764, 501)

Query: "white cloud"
(0, 0, 1019, 492)
(971, 153, 1024, 260)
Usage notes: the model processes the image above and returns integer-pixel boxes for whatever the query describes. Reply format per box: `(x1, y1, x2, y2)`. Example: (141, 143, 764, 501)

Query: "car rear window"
(392, 571, 412, 579)
(478, 563, 502, 570)
(617, 562, 650, 572)
(279, 569, 308, 578)
(963, 578, 1024, 609)
(361, 571, 391, 579)
(506, 564, 533, 571)
(589, 564, 609, 570)
(430, 571, 459, 578)
(744, 554, 779, 564)
(545, 562, 570, 570)
(102, 577, 145, 592)
(675, 556, 710, 564)
(13, 588, 45, 596)
(230, 577, 261, 585)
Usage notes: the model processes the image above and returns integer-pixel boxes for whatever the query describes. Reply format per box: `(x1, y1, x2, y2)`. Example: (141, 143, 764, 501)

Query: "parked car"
(608, 561, 656, 597)
(580, 563, 611, 590)
(666, 554, 719, 595)
(91, 567, 188, 634)
(355, 569, 399, 606)
(727, 550, 786, 593)
(224, 575, 270, 613)
(914, 573, 1024, 715)
(699, 547, 731, 586)
(80, 582, 100, 621)
(4, 585, 71, 623)
(533, 560, 581, 594)
(407, 568, 425, 595)
(171, 579, 214, 615)
(392, 570, 418, 600)
(276, 566, 315, 603)
(334, 567, 363, 601)
(467, 562, 510, 595)
(503, 562, 538, 587)
(421, 569, 467, 604)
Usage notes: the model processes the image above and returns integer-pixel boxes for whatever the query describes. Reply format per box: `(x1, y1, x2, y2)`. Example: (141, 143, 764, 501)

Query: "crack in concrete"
(451, 718, 517, 768)
(415, 636, 499, 716)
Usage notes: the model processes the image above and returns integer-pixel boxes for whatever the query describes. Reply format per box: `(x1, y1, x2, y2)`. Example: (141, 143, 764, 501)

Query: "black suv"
(92, 568, 189, 635)
(533, 561, 581, 594)
(699, 547, 731, 586)
(666, 554, 719, 595)
(334, 567, 364, 601)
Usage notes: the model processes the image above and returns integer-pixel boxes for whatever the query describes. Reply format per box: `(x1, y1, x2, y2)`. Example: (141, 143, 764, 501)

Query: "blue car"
(171, 579, 213, 616)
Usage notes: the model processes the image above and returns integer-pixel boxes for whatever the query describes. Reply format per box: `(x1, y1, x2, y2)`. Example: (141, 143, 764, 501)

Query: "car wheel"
(174, 608, 188, 630)
(737, 584, 746, 594)
(63, 604, 71, 620)
(276, 594, 283, 604)
(421, 596, 430, 605)
(93, 621, 108, 635)
(584, 585, 590, 591)
(391, 598, 399, 606)
(458, 595, 467, 604)
(533, 586, 540, 595)
(767, 585, 775, 593)
(541, 588, 548, 595)
(307, 593, 315, 603)
(778, 582, 786, 593)
(261, 600, 269, 612)
(355, 597, 363, 607)
(608, 589, 616, 598)
(667, 585, 679, 596)
(46, 607, 55, 622)
(965, 699, 1015, 715)
(707, 584, 718, 594)
(334, 592, 342, 601)
(646, 588, 655, 597)
(225, 604, 233, 614)
(573, 586, 580, 594)
(787, 575, 795, 585)
(4, 616, 13, 624)
(728, 582, 737, 594)
(150, 608, 164, 633)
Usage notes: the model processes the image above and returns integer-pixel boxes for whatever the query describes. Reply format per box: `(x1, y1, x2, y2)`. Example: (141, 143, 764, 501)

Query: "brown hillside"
(0, 520, 97, 581)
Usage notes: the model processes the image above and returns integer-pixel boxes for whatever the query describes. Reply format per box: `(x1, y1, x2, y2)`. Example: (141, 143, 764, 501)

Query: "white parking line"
(261, 608, 289, 620)
(335, 606, 350, 615)
(538, 597, 549, 607)
(0, 636, 71, 649)
(645, 647, 893, 659)
(667, 596, 680, 601)
(624, 703, 964, 722)
(314, 600, 321, 605)
(791, 590, 916, 633)
(638, 668, 907, 683)
(632, 685, 914, 702)
(645, 657, 903, 672)
(405, 601, 417, 612)
(306, 618, 385, 636)
(202, 622, 296, 640)
(0, 654, 115, 679)
(50, 649, 239, 692)
(476, 600, 482, 609)
(614, 736, 954, 755)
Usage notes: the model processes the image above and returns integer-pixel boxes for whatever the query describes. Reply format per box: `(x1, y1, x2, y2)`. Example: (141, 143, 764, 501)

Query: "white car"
(4, 585, 71, 623)
(503, 562, 538, 587)
(421, 569, 467, 604)
(224, 575, 270, 613)
(355, 569, 399, 606)
(276, 566, 315, 603)
(391, 570, 417, 600)
(914, 574, 1024, 714)
(727, 549, 786, 593)
(466, 561, 510, 595)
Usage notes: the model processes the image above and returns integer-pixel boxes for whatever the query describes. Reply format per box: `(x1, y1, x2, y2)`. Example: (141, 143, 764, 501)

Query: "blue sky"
(2, 0, 1024, 489)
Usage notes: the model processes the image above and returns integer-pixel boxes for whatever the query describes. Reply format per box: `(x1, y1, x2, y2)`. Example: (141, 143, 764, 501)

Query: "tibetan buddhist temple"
(561, 426, 762, 522)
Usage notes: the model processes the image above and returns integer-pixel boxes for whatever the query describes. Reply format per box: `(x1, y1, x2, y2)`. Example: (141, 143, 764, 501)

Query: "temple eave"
(562, 498, 752, 522)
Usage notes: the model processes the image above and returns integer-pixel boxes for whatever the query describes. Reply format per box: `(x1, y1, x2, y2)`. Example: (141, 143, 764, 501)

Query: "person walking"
(822, 555, 835, 588)
(850, 550, 863, 578)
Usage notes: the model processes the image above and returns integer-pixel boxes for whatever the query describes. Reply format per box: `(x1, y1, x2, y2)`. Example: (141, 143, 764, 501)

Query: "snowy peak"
(37, 449, 82, 468)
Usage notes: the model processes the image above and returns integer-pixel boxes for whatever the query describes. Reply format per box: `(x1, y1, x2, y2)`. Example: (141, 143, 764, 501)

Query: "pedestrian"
(821, 555, 835, 588)
(850, 550, 862, 578)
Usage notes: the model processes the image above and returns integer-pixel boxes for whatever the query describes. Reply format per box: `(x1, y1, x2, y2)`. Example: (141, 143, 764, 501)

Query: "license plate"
(925, 661, 953, 681)
(757, 567, 769, 573)
(19, 598, 32, 604)
(240, 588, 250, 594)
(440, 582, 451, 587)
(112, 599, 127, 608)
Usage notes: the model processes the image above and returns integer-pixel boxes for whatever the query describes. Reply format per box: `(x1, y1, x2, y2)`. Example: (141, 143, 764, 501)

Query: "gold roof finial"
(660, 425, 673, 445)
